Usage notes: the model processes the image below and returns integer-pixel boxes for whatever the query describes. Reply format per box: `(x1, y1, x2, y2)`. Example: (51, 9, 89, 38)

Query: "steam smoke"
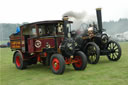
(63, 11, 86, 31)
(63, 11, 86, 20)
(63, 11, 96, 31)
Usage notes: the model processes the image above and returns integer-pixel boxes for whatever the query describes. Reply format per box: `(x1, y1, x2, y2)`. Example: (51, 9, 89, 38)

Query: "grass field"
(0, 42, 128, 85)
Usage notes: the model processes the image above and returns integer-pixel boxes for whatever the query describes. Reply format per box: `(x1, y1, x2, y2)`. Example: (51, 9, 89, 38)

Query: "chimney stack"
(96, 8, 103, 33)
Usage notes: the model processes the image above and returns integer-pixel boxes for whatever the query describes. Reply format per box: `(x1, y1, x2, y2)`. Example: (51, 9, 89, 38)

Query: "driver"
(57, 23, 63, 32)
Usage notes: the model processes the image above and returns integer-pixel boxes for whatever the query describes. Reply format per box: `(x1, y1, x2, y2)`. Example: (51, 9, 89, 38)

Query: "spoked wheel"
(72, 51, 87, 70)
(50, 54, 65, 74)
(107, 40, 121, 61)
(14, 52, 27, 69)
(85, 42, 100, 64)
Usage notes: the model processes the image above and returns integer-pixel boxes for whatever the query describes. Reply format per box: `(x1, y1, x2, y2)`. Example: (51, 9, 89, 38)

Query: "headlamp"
(101, 34, 108, 44)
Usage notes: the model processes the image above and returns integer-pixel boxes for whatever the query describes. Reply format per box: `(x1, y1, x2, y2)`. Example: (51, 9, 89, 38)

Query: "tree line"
(0, 18, 128, 41)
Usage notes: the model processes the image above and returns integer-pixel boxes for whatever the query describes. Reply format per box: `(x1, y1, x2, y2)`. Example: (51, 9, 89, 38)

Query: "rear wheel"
(50, 54, 65, 74)
(14, 52, 27, 69)
(107, 40, 121, 61)
(72, 51, 87, 70)
(85, 42, 100, 64)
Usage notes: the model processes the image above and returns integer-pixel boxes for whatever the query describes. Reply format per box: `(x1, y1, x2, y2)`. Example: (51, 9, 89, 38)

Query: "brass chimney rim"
(63, 16, 69, 21)
(96, 8, 102, 10)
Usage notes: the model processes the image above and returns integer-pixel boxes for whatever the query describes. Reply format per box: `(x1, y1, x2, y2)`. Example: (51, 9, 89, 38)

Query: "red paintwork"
(37, 56, 41, 62)
(65, 57, 78, 64)
(52, 58, 60, 71)
(43, 52, 47, 57)
(73, 56, 82, 68)
(65, 56, 82, 65)
(10, 36, 24, 40)
(56, 37, 64, 47)
(34, 38, 55, 52)
(28, 38, 55, 53)
(10, 37, 21, 40)
(28, 39, 34, 53)
(16, 56, 21, 67)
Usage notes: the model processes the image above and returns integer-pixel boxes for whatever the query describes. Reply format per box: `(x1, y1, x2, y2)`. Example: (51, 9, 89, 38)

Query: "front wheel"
(50, 54, 65, 74)
(107, 40, 121, 61)
(72, 51, 87, 70)
(84, 42, 100, 64)
(14, 52, 27, 69)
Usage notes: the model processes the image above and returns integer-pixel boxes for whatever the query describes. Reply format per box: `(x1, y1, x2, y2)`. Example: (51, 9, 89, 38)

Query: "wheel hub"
(54, 63, 57, 67)
(52, 58, 60, 71)
(110, 49, 115, 53)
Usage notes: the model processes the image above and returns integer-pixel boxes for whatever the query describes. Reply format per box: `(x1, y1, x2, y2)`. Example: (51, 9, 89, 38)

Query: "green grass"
(0, 42, 128, 85)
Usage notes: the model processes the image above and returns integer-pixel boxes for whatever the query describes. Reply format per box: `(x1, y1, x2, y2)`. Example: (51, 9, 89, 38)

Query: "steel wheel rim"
(52, 58, 60, 71)
(16, 56, 21, 67)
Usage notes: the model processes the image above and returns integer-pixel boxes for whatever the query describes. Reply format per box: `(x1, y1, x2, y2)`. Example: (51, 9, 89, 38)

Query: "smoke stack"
(63, 16, 69, 38)
(63, 16, 69, 21)
(96, 8, 103, 33)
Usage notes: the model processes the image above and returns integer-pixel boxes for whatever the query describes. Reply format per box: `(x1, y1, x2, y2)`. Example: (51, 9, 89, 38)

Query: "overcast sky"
(0, 0, 128, 23)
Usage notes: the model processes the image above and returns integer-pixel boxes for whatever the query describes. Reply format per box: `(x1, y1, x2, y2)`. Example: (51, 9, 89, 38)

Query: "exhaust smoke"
(63, 11, 96, 31)
(63, 11, 86, 20)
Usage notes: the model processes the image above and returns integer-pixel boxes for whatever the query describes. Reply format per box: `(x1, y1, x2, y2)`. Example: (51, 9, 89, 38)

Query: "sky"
(0, 0, 128, 23)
